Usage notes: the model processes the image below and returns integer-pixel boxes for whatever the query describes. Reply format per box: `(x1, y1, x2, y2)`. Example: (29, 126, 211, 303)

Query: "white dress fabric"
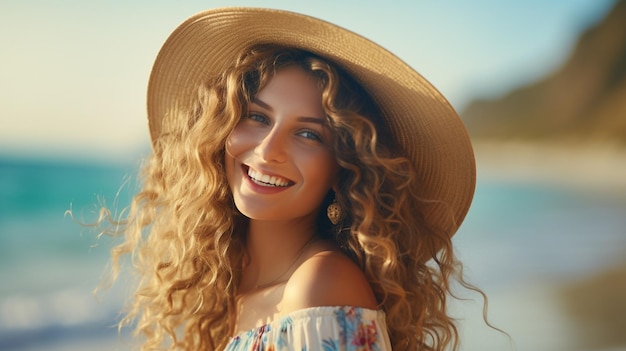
(224, 306, 392, 351)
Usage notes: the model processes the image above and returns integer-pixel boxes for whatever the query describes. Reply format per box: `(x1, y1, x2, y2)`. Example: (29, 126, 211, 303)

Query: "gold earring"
(327, 198, 342, 225)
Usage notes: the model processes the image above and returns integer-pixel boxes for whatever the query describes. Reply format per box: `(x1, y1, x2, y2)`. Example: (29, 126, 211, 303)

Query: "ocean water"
(1, 157, 625, 351)
(0, 157, 137, 351)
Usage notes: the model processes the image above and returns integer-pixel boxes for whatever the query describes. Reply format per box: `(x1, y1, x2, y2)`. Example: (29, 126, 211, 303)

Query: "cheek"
(303, 155, 339, 190)
(225, 127, 246, 158)
(226, 124, 264, 158)
(225, 129, 246, 186)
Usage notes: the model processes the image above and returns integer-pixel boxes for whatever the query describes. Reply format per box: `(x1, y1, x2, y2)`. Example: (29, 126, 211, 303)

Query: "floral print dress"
(224, 306, 391, 351)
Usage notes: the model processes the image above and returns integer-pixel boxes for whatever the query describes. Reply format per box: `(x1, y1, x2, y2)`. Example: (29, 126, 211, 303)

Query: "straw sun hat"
(147, 7, 476, 236)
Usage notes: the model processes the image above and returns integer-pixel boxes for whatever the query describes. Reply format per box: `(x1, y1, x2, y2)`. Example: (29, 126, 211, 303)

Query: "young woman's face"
(225, 65, 339, 223)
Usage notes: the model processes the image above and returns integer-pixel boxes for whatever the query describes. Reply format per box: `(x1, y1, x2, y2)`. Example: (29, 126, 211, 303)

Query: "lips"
(244, 165, 294, 187)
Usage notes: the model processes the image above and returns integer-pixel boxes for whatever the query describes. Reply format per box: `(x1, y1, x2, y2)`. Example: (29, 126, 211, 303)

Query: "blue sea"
(1, 156, 625, 351)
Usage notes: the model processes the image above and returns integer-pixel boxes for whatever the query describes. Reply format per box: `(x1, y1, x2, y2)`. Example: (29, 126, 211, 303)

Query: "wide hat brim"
(147, 7, 476, 237)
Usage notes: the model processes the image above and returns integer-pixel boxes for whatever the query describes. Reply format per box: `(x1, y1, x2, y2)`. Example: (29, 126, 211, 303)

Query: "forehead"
(255, 66, 324, 108)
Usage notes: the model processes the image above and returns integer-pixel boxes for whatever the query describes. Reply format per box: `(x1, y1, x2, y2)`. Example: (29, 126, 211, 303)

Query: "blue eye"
(247, 113, 268, 124)
(298, 129, 322, 141)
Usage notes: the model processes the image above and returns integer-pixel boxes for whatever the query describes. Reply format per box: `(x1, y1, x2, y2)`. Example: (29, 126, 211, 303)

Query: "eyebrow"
(251, 97, 327, 125)
(251, 97, 273, 111)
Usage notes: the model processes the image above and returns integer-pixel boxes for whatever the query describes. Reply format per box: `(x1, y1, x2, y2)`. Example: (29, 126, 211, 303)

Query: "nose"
(254, 127, 288, 163)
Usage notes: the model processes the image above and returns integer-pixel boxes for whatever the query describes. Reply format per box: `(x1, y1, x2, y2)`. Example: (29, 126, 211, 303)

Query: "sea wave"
(0, 286, 126, 350)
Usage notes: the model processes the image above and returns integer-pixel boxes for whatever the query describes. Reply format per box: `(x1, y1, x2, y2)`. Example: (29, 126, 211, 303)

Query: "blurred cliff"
(462, 0, 626, 143)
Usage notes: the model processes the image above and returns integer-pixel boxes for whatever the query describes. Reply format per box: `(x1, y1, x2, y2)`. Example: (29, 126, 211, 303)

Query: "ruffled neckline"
(231, 305, 385, 339)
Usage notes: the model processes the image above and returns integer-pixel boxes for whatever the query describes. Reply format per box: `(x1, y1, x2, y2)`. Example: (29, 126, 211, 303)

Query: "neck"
(241, 218, 318, 291)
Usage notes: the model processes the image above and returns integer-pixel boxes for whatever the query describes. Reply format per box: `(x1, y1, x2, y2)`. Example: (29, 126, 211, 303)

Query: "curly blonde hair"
(105, 45, 482, 350)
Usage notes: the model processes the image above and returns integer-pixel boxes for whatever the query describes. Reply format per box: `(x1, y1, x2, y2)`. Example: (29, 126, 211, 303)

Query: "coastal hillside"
(462, 0, 626, 142)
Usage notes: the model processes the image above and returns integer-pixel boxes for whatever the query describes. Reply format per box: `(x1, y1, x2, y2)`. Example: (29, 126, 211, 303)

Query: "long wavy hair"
(102, 44, 484, 350)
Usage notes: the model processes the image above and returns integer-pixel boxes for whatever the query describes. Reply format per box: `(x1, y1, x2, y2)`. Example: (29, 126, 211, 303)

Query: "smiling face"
(225, 65, 339, 223)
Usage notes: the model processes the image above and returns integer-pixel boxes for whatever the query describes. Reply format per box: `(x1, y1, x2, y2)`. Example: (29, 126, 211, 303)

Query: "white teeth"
(247, 168, 290, 187)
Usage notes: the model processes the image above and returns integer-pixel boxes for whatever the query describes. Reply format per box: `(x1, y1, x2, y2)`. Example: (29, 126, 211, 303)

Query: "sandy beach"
(473, 140, 626, 195)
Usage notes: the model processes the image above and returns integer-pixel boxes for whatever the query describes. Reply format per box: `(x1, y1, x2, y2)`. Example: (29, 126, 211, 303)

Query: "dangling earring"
(327, 198, 342, 225)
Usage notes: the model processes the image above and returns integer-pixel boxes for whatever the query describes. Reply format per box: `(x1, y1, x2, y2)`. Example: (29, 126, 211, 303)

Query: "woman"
(107, 7, 478, 351)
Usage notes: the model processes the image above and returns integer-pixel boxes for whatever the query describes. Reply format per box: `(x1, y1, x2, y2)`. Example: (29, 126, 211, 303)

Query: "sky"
(0, 0, 616, 163)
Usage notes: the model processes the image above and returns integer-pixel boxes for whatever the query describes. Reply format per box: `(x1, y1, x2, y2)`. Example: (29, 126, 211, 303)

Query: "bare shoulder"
(281, 244, 378, 311)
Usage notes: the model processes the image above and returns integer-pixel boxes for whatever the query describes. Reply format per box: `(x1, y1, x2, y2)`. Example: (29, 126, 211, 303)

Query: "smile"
(245, 166, 294, 187)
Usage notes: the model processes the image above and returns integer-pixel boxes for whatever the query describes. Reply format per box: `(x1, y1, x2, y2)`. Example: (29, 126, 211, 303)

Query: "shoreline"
(473, 140, 626, 195)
